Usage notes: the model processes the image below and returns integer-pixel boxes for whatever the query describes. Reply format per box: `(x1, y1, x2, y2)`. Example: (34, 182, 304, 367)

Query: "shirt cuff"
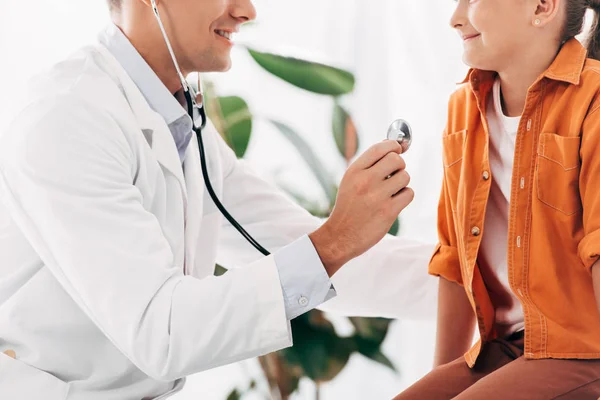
(578, 228, 600, 273)
(428, 243, 463, 285)
(274, 235, 337, 320)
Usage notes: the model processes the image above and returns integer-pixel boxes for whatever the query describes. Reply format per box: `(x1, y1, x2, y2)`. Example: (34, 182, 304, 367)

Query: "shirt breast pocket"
(536, 133, 582, 216)
(443, 129, 467, 211)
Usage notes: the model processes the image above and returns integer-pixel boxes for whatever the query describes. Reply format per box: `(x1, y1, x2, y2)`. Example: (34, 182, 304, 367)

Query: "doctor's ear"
(532, 0, 562, 27)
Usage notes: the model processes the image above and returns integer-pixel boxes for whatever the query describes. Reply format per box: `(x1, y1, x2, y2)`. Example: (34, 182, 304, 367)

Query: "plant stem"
(258, 355, 282, 400)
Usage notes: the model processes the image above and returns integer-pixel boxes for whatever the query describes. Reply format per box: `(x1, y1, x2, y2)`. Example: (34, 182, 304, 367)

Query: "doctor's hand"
(309, 140, 413, 277)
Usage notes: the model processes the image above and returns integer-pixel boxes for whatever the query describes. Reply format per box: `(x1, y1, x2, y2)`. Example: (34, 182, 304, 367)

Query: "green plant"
(204, 47, 399, 399)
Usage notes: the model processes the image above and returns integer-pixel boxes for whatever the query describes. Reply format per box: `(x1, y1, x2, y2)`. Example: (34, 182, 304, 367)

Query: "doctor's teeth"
(216, 30, 232, 40)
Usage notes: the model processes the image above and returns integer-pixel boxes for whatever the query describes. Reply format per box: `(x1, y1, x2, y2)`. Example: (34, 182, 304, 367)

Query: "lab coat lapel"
(95, 44, 188, 208)
(143, 116, 189, 210)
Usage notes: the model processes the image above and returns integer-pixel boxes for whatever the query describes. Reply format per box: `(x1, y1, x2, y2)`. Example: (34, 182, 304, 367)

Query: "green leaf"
(349, 317, 396, 372)
(280, 311, 353, 383)
(215, 96, 253, 158)
(388, 218, 400, 236)
(269, 120, 337, 204)
(332, 103, 359, 162)
(214, 264, 228, 276)
(362, 349, 397, 372)
(226, 388, 241, 400)
(247, 49, 355, 96)
(349, 317, 392, 344)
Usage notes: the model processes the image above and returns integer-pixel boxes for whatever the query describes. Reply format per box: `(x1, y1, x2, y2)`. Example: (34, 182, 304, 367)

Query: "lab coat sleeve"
(214, 125, 438, 319)
(0, 96, 292, 382)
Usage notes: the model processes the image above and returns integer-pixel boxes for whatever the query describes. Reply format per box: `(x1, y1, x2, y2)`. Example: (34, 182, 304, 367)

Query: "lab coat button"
(299, 296, 309, 307)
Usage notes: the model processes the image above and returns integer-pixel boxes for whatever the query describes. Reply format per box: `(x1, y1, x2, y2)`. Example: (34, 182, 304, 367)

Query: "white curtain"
(0, 1, 467, 398)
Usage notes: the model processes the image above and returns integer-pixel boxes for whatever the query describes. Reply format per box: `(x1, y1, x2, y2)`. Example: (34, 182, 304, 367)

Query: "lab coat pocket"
(0, 352, 69, 399)
(536, 133, 582, 216)
(442, 129, 467, 211)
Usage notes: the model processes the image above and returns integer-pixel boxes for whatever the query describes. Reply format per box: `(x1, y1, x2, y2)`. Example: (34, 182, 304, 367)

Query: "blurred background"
(0, 0, 469, 398)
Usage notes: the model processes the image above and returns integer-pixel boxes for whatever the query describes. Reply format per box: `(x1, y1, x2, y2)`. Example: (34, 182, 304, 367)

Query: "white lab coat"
(0, 44, 437, 400)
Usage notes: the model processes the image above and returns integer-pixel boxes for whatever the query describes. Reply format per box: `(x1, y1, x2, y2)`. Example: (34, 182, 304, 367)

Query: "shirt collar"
(459, 38, 588, 88)
(98, 23, 188, 127)
(543, 38, 588, 85)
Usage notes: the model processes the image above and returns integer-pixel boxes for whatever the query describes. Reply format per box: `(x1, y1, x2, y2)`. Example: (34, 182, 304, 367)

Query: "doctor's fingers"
(381, 169, 411, 197)
(370, 151, 407, 180)
(352, 140, 403, 170)
(390, 187, 415, 214)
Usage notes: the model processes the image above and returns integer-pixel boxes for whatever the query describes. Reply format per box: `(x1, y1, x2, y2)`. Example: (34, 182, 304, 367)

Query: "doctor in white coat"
(0, 0, 437, 399)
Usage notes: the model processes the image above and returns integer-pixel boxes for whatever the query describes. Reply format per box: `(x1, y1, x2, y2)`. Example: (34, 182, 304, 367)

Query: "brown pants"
(394, 333, 600, 400)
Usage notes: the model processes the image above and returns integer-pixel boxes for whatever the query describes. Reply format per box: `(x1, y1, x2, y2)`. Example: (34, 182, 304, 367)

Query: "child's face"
(450, 0, 542, 72)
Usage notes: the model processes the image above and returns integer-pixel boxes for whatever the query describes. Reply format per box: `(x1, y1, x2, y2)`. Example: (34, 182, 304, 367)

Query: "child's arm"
(429, 159, 473, 367)
(593, 262, 600, 317)
(434, 277, 476, 367)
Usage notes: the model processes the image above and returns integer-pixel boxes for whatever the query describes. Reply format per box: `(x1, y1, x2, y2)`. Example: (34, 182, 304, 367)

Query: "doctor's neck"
(115, 19, 185, 95)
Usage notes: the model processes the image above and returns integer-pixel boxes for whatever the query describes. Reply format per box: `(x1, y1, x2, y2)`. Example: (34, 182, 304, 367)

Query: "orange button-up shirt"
(429, 39, 600, 367)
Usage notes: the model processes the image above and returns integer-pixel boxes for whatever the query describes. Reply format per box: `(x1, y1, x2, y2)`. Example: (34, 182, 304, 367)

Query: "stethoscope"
(151, 1, 412, 257)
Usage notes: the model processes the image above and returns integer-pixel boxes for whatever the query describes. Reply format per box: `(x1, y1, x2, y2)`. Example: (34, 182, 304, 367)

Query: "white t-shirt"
(479, 79, 525, 337)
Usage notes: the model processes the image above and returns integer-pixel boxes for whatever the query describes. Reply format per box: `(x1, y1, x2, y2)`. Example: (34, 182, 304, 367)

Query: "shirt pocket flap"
(537, 133, 581, 170)
(443, 129, 467, 168)
(0, 352, 69, 399)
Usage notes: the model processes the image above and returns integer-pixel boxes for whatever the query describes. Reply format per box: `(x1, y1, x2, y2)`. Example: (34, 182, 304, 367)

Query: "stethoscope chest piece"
(387, 119, 412, 153)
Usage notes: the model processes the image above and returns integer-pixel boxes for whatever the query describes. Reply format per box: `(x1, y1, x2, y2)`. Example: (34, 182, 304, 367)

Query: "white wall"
(0, 0, 467, 398)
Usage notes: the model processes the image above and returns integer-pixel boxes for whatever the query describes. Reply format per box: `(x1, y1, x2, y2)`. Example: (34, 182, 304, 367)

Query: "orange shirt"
(429, 39, 600, 367)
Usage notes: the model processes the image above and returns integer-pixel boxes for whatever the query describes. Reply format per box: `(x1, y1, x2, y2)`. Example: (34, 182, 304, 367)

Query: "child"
(395, 0, 600, 398)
